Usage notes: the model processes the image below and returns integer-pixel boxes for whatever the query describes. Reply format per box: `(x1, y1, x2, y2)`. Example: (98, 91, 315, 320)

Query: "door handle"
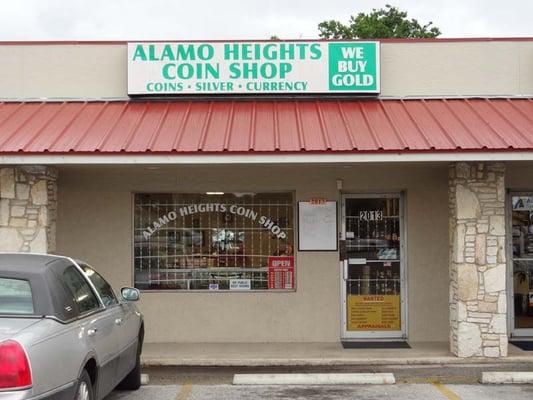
(87, 328, 98, 337)
(343, 260, 348, 280)
(115, 318, 123, 326)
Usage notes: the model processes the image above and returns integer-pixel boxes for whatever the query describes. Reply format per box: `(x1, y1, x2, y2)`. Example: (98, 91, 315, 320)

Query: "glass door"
(510, 193, 533, 336)
(341, 194, 405, 339)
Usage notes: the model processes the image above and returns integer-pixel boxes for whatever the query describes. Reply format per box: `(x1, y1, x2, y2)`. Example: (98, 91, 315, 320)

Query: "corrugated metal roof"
(0, 99, 532, 154)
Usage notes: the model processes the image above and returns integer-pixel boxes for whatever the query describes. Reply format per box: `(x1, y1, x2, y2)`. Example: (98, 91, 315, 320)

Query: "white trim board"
(2, 152, 533, 165)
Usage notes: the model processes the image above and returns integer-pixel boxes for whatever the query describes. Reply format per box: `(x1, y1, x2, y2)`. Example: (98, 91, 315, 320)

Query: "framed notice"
(298, 201, 338, 251)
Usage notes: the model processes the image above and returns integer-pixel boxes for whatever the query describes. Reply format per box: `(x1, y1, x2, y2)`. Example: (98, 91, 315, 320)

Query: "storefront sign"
(268, 256, 294, 290)
(128, 41, 380, 95)
(513, 196, 533, 211)
(142, 204, 287, 240)
(347, 295, 400, 331)
(229, 279, 251, 291)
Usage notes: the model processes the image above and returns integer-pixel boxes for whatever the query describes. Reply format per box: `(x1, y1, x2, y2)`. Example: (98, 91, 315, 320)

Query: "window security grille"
(133, 192, 294, 291)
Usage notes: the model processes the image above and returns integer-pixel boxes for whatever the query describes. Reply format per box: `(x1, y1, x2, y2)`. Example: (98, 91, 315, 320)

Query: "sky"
(0, 0, 530, 40)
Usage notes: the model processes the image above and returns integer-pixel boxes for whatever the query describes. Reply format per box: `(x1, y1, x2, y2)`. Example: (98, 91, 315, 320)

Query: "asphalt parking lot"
(108, 383, 533, 400)
(105, 364, 533, 399)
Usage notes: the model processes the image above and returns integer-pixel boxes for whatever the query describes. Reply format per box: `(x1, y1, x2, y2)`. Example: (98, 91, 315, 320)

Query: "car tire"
(75, 370, 94, 400)
(116, 343, 142, 391)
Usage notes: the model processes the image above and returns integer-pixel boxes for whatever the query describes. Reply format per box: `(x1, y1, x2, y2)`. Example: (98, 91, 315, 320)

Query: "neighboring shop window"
(511, 195, 533, 330)
(134, 193, 295, 291)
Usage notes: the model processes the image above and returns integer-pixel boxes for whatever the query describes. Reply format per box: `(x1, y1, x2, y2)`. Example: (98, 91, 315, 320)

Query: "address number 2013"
(359, 210, 383, 221)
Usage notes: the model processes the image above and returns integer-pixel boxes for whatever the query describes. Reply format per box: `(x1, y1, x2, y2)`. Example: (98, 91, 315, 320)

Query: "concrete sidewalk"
(141, 342, 533, 367)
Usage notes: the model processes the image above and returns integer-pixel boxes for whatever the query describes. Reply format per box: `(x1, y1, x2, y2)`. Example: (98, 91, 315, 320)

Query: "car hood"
(0, 317, 41, 342)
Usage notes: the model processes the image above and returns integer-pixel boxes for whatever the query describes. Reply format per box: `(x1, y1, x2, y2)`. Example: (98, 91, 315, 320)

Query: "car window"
(44, 267, 78, 320)
(62, 266, 100, 314)
(80, 264, 118, 307)
(0, 278, 34, 314)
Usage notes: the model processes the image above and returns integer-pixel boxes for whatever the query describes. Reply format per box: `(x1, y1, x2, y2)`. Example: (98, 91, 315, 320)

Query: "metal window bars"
(344, 197, 401, 296)
(133, 193, 294, 291)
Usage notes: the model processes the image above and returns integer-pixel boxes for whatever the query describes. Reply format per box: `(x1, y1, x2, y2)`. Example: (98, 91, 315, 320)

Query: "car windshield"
(0, 278, 34, 314)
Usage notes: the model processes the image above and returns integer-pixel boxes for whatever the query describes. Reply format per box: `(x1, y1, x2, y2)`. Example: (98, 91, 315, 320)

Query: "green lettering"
(176, 63, 194, 79)
(254, 43, 262, 60)
(161, 45, 175, 61)
(197, 44, 215, 60)
(162, 64, 174, 79)
(148, 45, 159, 61)
(229, 63, 240, 78)
(263, 44, 278, 60)
(176, 45, 196, 60)
(280, 43, 295, 60)
(205, 63, 220, 79)
(224, 43, 239, 60)
(310, 43, 322, 60)
(279, 63, 292, 78)
(132, 45, 147, 61)
(241, 44, 252, 60)
(241, 62, 257, 79)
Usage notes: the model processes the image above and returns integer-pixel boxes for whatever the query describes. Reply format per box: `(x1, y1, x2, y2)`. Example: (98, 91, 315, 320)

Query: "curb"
(141, 374, 150, 385)
(141, 356, 533, 367)
(233, 373, 396, 385)
(481, 372, 533, 384)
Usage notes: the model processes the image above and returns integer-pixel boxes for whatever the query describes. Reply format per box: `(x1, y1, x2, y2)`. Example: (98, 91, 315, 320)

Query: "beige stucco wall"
(55, 163, 449, 343)
(0, 40, 532, 99)
(506, 162, 533, 189)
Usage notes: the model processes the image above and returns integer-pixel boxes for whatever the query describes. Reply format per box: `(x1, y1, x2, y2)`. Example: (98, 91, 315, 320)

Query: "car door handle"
(87, 328, 98, 337)
(115, 318, 123, 326)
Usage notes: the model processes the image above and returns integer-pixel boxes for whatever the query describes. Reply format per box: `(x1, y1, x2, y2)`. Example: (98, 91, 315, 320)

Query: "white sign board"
(513, 196, 533, 211)
(298, 201, 338, 251)
(229, 279, 251, 291)
(127, 41, 380, 95)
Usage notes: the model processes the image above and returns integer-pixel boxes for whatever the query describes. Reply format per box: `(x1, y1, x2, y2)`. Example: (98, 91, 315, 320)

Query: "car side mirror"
(121, 287, 140, 302)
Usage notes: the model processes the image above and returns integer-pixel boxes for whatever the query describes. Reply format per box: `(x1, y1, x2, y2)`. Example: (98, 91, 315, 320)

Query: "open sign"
(268, 256, 294, 290)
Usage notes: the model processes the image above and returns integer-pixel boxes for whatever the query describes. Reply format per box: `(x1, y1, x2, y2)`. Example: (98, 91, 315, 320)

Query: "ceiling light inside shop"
(206, 192, 224, 195)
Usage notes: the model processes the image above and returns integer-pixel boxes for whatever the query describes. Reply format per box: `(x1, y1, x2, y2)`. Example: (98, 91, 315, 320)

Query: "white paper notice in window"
(298, 201, 338, 251)
(229, 279, 251, 291)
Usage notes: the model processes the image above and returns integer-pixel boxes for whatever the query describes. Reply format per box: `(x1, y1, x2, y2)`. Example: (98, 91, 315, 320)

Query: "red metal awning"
(0, 99, 532, 154)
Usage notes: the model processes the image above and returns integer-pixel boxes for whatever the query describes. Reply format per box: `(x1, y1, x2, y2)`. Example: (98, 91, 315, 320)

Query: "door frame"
(340, 192, 408, 340)
(506, 191, 533, 338)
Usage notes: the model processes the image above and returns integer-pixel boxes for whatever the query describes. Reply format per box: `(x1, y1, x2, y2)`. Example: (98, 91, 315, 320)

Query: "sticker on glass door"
(342, 195, 404, 337)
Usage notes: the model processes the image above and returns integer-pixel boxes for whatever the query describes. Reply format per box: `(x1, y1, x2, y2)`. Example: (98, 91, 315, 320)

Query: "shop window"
(133, 192, 295, 291)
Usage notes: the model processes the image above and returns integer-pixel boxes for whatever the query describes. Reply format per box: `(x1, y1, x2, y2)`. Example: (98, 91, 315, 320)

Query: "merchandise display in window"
(134, 192, 294, 291)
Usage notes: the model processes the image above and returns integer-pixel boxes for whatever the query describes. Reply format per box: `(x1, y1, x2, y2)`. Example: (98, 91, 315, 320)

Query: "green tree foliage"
(318, 4, 441, 39)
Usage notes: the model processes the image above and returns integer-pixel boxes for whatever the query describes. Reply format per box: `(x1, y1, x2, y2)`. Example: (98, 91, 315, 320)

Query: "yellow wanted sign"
(347, 295, 400, 331)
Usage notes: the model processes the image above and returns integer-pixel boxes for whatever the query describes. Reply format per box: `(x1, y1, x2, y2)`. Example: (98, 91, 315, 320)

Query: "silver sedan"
(0, 253, 144, 400)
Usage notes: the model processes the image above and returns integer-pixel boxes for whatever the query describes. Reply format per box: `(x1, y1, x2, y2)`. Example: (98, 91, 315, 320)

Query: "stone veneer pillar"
(449, 162, 507, 358)
(0, 166, 58, 253)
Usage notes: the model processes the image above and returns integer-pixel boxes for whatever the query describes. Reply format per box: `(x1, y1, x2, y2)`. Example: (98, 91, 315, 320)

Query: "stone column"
(449, 162, 507, 358)
(0, 166, 58, 253)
